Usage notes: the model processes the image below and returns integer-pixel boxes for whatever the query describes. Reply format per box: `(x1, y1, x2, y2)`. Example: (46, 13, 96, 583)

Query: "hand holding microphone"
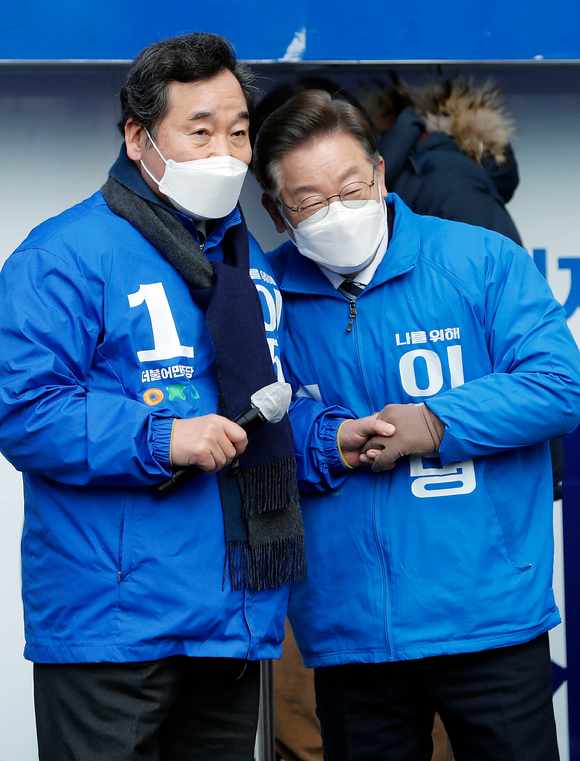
(157, 381, 292, 495)
(170, 415, 248, 474)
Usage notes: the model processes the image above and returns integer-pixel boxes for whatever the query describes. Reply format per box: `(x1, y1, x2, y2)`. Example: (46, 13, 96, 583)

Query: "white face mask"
(290, 197, 388, 276)
(140, 130, 248, 220)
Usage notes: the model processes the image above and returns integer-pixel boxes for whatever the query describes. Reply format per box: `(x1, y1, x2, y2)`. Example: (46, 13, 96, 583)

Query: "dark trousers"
(34, 656, 260, 761)
(314, 634, 559, 761)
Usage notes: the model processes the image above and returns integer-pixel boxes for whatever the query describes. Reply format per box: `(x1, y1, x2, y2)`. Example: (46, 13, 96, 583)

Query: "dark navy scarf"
(102, 144, 306, 591)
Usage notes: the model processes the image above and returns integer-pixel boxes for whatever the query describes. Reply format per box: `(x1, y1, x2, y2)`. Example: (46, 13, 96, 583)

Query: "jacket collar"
(109, 141, 166, 207)
(277, 194, 420, 296)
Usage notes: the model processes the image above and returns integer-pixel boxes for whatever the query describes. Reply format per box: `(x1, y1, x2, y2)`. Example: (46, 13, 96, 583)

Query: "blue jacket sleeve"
(0, 249, 174, 486)
(288, 397, 355, 493)
(426, 238, 580, 464)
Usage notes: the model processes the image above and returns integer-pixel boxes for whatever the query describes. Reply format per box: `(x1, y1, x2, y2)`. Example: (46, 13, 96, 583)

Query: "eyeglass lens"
(297, 180, 373, 221)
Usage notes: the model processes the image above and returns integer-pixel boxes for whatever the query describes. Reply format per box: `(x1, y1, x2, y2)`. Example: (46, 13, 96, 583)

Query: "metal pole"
(256, 659, 276, 761)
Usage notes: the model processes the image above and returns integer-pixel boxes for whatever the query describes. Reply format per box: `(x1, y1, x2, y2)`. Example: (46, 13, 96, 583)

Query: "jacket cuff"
(150, 417, 176, 468)
(322, 415, 353, 472)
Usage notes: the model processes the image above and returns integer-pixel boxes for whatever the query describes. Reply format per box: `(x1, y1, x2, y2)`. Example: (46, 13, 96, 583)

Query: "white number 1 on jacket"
(128, 283, 194, 362)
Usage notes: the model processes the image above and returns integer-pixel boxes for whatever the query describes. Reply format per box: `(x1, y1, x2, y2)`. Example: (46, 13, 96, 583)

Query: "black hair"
(253, 89, 380, 198)
(249, 76, 366, 147)
(117, 32, 254, 138)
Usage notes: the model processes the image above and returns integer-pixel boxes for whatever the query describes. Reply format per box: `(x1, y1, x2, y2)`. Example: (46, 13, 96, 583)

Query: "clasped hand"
(339, 404, 444, 472)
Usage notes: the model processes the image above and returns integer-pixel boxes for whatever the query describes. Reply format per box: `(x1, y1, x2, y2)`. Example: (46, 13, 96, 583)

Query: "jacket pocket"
(484, 467, 532, 574)
(118, 489, 136, 582)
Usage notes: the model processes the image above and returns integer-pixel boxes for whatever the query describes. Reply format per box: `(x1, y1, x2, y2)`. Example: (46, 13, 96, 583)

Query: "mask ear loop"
(139, 129, 168, 187)
(274, 198, 298, 242)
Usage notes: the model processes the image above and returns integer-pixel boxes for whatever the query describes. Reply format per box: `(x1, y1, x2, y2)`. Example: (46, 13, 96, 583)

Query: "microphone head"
(250, 382, 292, 424)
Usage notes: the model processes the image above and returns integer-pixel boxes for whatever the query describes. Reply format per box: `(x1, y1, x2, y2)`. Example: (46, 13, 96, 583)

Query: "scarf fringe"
(226, 536, 308, 591)
(241, 458, 301, 516)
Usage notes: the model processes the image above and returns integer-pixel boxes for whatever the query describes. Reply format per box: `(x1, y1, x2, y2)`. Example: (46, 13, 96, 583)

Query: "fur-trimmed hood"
(363, 76, 515, 165)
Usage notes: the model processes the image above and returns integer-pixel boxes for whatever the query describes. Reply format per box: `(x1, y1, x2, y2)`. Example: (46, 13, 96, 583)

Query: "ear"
(262, 194, 287, 234)
(125, 118, 146, 162)
(377, 155, 388, 198)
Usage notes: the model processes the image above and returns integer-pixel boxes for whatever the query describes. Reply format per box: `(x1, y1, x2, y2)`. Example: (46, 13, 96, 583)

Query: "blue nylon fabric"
(0, 187, 289, 664)
(270, 194, 580, 667)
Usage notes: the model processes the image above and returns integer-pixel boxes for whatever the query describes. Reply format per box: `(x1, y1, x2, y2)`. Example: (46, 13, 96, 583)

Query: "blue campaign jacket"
(0, 190, 289, 664)
(268, 194, 580, 667)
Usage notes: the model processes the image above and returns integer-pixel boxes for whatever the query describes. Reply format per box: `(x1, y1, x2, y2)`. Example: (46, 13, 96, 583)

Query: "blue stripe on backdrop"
(1, 0, 580, 61)
(563, 429, 580, 761)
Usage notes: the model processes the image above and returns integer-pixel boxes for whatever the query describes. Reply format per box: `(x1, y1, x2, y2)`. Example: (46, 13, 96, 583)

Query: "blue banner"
(1, 0, 580, 61)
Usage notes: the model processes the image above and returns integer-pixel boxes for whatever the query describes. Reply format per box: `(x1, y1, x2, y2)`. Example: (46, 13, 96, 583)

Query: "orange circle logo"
(143, 388, 164, 406)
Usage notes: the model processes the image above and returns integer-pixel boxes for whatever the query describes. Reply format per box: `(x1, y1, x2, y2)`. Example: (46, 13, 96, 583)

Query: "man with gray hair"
(254, 89, 580, 761)
(0, 32, 317, 761)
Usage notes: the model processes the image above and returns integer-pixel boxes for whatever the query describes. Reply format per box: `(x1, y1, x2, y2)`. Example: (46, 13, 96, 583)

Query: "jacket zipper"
(346, 299, 357, 332)
(352, 308, 394, 659)
(371, 476, 393, 658)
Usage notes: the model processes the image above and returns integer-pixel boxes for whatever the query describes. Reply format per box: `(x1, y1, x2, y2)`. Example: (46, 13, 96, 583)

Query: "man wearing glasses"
(253, 89, 580, 761)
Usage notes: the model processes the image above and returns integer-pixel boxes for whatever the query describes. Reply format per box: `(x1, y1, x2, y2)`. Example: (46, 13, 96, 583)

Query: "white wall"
(0, 67, 117, 761)
(0, 63, 579, 760)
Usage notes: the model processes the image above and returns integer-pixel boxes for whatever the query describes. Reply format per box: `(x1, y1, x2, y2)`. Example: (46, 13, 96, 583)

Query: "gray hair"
(117, 32, 255, 138)
(253, 89, 380, 198)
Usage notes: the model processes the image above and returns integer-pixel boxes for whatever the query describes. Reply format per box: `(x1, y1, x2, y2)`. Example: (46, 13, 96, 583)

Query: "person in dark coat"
(364, 75, 522, 245)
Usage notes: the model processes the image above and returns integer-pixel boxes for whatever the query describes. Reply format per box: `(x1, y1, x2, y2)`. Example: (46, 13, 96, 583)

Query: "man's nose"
(207, 134, 231, 157)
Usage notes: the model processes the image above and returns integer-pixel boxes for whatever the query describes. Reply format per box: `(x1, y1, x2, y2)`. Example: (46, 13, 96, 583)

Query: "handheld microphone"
(156, 381, 292, 495)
